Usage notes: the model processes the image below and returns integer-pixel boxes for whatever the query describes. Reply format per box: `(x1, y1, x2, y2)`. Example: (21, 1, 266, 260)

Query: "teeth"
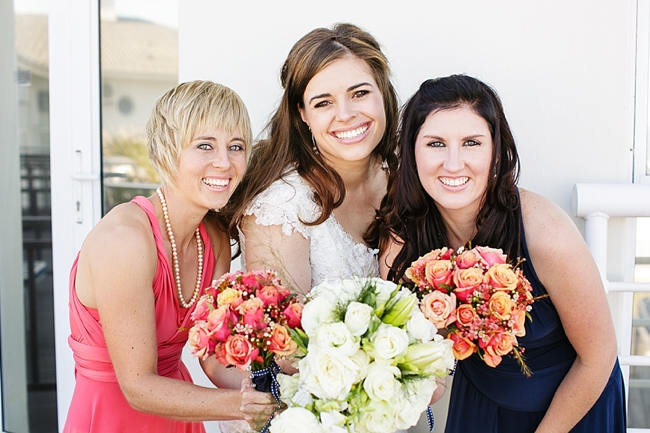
(440, 177, 469, 187)
(334, 125, 368, 139)
(203, 178, 229, 187)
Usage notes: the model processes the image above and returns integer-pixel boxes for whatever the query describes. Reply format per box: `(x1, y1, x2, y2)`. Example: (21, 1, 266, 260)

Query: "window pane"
(11, 1, 57, 431)
(100, 0, 178, 213)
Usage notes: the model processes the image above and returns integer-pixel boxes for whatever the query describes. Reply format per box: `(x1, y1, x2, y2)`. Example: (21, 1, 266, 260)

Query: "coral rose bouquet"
(405, 246, 536, 375)
(269, 278, 455, 433)
(188, 270, 303, 396)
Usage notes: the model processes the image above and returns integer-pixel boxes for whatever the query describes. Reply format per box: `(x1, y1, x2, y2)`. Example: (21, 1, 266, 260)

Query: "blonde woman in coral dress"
(63, 81, 275, 433)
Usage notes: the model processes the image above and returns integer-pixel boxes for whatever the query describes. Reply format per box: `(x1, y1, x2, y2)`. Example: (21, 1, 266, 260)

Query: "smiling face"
(174, 127, 247, 211)
(414, 106, 493, 217)
(298, 54, 386, 168)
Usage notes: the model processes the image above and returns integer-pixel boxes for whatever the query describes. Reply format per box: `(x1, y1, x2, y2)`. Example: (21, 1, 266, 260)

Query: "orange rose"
(455, 304, 476, 327)
(268, 324, 297, 357)
(511, 309, 527, 337)
(449, 331, 476, 360)
(453, 267, 485, 302)
(405, 248, 452, 287)
(188, 324, 212, 361)
(223, 334, 259, 370)
(483, 346, 502, 367)
(486, 263, 518, 291)
(237, 298, 266, 329)
(206, 305, 235, 342)
(455, 249, 481, 269)
(425, 260, 454, 290)
(488, 291, 514, 321)
(421, 291, 457, 329)
(482, 332, 515, 367)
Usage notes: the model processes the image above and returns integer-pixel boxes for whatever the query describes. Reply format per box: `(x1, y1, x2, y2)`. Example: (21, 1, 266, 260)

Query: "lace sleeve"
(243, 171, 319, 239)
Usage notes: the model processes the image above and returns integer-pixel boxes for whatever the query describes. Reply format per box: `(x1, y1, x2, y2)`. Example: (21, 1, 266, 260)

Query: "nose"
(334, 100, 354, 122)
(442, 147, 463, 172)
(211, 146, 232, 169)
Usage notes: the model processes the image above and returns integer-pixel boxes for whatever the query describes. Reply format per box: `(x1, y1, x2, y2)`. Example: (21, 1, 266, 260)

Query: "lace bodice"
(241, 170, 379, 288)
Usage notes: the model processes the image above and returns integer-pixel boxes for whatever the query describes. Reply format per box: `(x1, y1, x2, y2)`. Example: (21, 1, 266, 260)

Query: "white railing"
(573, 183, 650, 432)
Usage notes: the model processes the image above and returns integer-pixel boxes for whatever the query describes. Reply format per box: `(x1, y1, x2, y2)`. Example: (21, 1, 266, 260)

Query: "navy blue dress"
(444, 221, 626, 433)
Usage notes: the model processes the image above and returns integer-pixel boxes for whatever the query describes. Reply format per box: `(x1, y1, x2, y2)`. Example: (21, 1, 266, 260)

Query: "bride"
(216, 23, 399, 432)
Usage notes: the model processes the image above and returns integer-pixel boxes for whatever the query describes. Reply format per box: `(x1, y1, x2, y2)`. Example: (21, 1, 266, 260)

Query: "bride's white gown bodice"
(219, 170, 380, 433)
(242, 170, 379, 287)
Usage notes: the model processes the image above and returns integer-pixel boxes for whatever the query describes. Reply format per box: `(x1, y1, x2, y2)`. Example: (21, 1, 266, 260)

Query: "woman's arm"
(521, 190, 618, 433)
(240, 215, 311, 296)
(77, 208, 274, 423)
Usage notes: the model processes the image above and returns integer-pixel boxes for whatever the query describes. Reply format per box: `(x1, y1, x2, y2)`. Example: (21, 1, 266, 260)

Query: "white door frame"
(49, 1, 103, 430)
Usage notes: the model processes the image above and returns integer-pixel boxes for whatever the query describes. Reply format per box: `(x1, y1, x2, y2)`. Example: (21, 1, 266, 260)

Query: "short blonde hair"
(146, 80, 252, 186)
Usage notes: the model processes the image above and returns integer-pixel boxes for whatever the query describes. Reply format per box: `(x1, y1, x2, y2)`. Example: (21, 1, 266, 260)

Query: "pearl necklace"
(156, 188, 203, 308)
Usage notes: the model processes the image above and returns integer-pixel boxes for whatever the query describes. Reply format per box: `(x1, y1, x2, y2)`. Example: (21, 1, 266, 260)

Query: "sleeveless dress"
(218, 170, 381, 433)
(444, 215, 626, 432)
(63, 196, 214, 433)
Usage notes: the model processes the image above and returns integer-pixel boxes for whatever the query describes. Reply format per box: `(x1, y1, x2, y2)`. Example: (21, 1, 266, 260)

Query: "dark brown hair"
(225, 23, 398, 241)
(379, 75, 521, 281)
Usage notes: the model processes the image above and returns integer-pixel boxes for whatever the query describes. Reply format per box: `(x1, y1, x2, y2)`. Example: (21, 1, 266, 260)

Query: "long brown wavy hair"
(225, 23, 399, 243)
(378, 75, 521, 282)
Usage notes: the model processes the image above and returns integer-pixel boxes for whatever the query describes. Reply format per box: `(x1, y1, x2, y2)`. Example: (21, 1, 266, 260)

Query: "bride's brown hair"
(224, 23, 398, 241)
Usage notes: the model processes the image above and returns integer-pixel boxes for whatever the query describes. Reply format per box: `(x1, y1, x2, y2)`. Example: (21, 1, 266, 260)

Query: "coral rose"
(268, 324, 298, 357)
(488, 291, 514, 321)
(453, 267, 485, 302)
(455, 249, 481, 269)
(283, 302, 303, 328)
(421, 291, 456, 329)
(188, 324, 212, 361)
(486, 263, 518, 291)
(449, 331, 476, 360)
(222, 334, 260, 370)
(237, 298, 266, 330)
(455, 304, 476, 327)
(511, 308, 527, 337)
(257, 285, 283, 306)
(206, 305, 236, 342)
(425, 260, 454, 290)
(191, 296, 212, 322)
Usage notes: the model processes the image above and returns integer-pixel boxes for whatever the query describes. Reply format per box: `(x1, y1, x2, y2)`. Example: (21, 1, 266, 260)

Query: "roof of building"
(15, 14, 178, 80)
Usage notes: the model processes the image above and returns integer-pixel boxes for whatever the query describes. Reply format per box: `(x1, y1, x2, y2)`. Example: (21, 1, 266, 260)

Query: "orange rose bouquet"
(188, 270, 304, 394)
(405, 246, 535, 376)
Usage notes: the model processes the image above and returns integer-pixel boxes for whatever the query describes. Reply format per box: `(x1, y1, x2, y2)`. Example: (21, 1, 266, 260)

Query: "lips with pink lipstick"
(331, 121, 372, 143)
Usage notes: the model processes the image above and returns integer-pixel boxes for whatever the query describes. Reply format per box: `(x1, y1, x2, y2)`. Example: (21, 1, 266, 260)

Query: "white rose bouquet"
(270, 278, 455, 433)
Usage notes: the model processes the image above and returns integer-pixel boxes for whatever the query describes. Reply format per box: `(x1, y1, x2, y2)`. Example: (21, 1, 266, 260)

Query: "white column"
(0, 0, 29, 431)
(49, 1, 102, 430)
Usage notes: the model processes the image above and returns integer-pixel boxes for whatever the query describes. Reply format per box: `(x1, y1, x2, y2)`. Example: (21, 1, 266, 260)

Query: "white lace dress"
(217, 170, 380, 433)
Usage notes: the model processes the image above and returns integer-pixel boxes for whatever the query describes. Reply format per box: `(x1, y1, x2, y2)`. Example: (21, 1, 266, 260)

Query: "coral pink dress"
(63, 196, 214, 433)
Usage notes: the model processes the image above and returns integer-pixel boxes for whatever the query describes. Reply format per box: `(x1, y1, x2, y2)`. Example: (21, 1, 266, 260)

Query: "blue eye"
(427, 141, 445, 148)
(197, 142, 212, 150)
(464, 139, 480, 147)
(229, 143, 245, 152)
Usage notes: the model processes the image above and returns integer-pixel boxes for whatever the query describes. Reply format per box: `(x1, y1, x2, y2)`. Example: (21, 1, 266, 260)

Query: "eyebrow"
(421, 134, 487, 140)
(308, 82, 373, 104)
(193, 136, 246, 143)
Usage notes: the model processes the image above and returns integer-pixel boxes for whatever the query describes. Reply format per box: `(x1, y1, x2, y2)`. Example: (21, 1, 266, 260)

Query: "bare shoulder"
(519, 188, 579, 247)
(81, 202, 156, 266)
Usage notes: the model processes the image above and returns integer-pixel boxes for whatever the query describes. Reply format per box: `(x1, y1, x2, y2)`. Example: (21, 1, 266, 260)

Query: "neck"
(155, 185, 207, 248)
(438, 206, 480, 250)
(325, 155, 377, 191)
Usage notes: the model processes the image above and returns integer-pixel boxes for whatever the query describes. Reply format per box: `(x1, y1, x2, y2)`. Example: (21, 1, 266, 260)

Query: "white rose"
(291, 386, 314, 407)
(349, 349, 371, 382)
(276, 373, 299, 405)
(354, 399, 396, 433)
(301, 296, 336, 337)
(310, 279, 361, 304)
(362, 361, 401, 402)
(312, 322, 359, 356)
(269, 407, 324, 433)
(345, 302, 374, 336)
(299, 349, 359, 400)
(393, 377, 437, 430)
(406, 307, 438, 343)
(369, 324, 409, 360)
(320, 411, 348, 433)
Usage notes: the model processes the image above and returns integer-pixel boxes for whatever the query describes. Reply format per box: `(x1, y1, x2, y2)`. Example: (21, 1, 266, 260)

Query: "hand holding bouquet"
(405, 246, 535, 375)
(269, 278, 455, 433)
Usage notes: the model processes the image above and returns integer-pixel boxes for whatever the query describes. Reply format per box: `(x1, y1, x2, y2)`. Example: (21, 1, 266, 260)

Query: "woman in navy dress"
(377, 75, 625, 432)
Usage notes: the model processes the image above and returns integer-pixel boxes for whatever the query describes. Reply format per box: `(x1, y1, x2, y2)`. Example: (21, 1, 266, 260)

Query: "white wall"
(179, 0, 636, 215)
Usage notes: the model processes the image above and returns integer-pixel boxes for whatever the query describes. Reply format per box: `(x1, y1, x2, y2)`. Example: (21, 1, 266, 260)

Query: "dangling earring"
(308, 126, 318, 154)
